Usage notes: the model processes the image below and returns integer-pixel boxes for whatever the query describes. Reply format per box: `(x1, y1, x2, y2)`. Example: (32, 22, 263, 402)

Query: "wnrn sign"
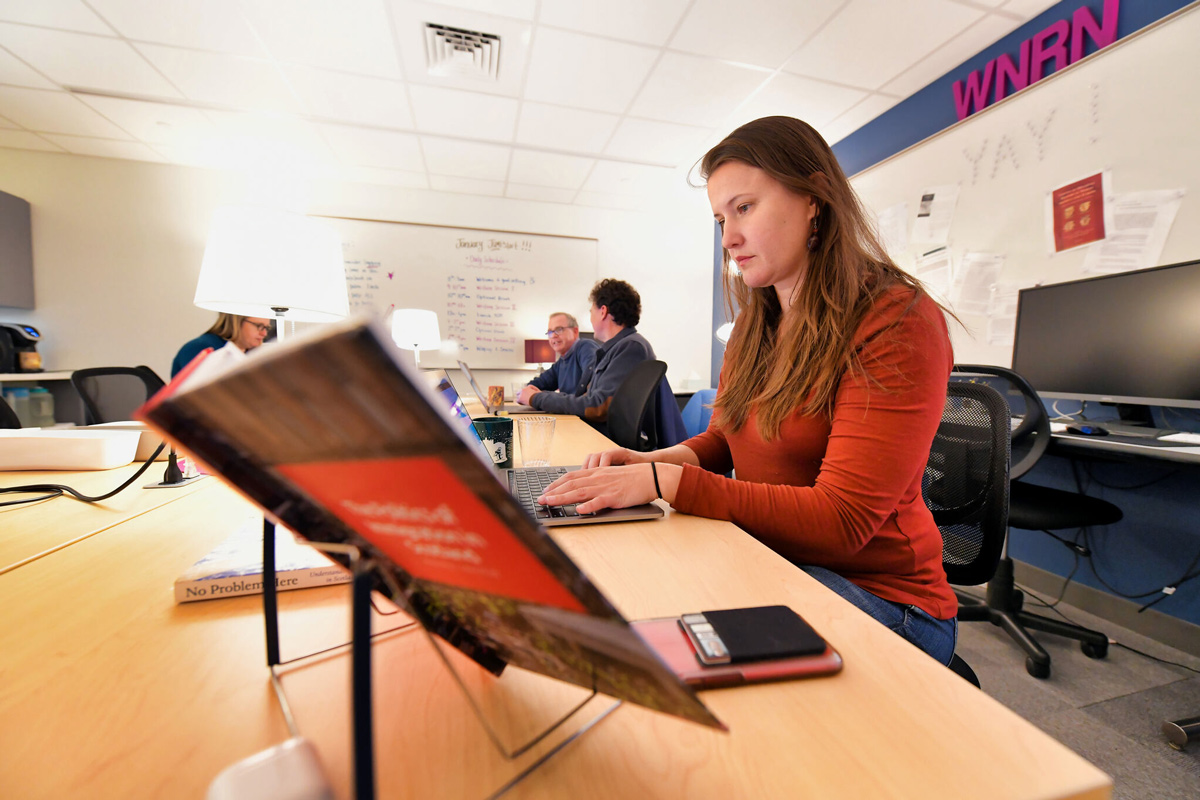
(953, 0, 1121, 120)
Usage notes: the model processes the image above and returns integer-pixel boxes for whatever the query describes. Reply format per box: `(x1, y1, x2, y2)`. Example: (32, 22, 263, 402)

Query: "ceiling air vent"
(423, 23, 501, 81)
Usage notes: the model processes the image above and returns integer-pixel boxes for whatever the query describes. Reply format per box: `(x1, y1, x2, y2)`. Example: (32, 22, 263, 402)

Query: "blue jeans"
(801, 566, 957, 665)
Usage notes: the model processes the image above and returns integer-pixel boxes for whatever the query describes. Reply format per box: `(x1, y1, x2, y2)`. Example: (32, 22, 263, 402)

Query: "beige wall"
(0, 148, 715, 388)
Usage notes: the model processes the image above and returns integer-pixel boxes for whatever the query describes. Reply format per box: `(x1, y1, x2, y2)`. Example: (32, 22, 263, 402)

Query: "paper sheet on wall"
(949, 252, 1005, 316)
(912, 248, 953, 305)
(876, 202, 909, 259)
(1082, 189, 1186, 274)
(986, 284, 1020, 346)
(911, 185, 960, 245)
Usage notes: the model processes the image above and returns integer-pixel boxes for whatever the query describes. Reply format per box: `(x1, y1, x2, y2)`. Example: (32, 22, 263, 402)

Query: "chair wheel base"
(1026, 657, 1051, 679)
(1081, 640, 1108, 659)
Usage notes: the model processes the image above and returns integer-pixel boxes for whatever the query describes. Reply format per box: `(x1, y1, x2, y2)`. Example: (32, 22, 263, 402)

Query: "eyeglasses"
(545, 326, 573, 337)
(244, 321, 271, 334)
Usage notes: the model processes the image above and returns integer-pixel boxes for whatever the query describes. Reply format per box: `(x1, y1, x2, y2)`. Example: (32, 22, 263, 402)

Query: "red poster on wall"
(1050, 173, 1107, 252)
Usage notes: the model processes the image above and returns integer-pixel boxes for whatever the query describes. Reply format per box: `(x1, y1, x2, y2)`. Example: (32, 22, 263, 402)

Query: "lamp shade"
(392, 309, 441, 351)
(194, 206, 349, 322)
(524, 339, 555, 364)
(715, 322, 735, 345)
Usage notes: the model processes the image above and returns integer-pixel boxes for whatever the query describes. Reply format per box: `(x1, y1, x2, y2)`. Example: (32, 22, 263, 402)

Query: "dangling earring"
(806, 215, 821, 252)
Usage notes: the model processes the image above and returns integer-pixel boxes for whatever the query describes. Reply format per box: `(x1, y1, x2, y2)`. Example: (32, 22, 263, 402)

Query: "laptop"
(430, 371, 663, 528)
(456, 359, 541, 415)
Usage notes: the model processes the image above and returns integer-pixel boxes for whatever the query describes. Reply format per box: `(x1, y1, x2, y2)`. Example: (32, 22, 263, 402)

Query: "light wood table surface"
(0, 415, 1112, 799)
(0, 461, 213, 574)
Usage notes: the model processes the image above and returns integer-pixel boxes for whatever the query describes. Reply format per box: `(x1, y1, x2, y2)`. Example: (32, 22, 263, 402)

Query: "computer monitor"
(1011, 259, 1200, 414)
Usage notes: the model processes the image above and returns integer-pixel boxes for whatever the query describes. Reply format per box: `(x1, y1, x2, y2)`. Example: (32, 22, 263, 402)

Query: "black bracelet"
(650, 462, 662, 500)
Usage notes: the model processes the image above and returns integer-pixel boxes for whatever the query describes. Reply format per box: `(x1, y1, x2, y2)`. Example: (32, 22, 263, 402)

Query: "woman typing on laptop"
(538, 116, 958, 665)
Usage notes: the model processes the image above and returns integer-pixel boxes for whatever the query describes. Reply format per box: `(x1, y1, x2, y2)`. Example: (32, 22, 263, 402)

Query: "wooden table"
(0, 416, 1112, 799)
(0, 462, 212, 574)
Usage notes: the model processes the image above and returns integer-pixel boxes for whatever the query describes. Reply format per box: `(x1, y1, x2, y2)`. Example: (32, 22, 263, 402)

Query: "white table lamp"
(194, 206, 348, 339)
(715, 321, 735, 345)
(392, 308, 441, 367)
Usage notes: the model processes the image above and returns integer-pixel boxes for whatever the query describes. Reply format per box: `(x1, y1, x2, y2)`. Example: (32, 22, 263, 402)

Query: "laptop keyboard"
(508, 467, 581, 520)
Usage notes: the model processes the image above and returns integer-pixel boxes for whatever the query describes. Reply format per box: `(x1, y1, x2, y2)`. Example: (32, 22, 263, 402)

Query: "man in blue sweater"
(518, 279, 655, 426)
(520, 312, 599, 398)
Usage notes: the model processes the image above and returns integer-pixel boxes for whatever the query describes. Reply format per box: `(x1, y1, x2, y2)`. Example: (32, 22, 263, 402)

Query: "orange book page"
(278, 457, 585, 613)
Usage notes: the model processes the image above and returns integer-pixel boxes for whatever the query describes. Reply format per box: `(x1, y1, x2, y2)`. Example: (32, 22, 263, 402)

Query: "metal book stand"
(258, 518, 621, 799)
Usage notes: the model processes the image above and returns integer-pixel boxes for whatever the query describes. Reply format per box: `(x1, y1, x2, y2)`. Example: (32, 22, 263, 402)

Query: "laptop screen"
(428, 372, 481, 443)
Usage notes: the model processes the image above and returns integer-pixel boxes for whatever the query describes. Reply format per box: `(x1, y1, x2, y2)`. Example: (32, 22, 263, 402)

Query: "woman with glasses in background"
(171, 313, 272, 377)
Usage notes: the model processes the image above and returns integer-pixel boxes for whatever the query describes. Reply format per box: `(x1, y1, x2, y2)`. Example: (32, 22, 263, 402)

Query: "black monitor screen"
(1011, 259, 1200, 409)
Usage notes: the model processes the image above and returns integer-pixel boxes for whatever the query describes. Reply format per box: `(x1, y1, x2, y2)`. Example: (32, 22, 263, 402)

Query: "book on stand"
(139, 317, 728, 730)
(175, 516, 350, 604)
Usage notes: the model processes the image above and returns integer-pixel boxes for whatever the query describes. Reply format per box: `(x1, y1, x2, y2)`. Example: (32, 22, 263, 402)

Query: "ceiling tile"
(0, 129, 63, 151)
(523, 28, 658, 114)
(879, 13, 1023, 98)
(284, 65, 413, 129)
(75, 95, 215, 143)
(0, 24, 182, 97)
(408, 85, 517, 142)
(136, 44, 302, 113)
(0, 0, 111, 34)
(0, 48, 56, 89)
(337, 165, 429, 189)
(430, 174, 505, 196)
(818, 94, 901, 147)
(414, 0, 536, 21)
(730, 72, 868, 130)
(240, 0, 400, 78)
(505, 183, 576, 203)
(87, 0, 266, 56)
(784, 0, 984, 91)
(630, 52, 769, 127)
(421, 136, 509, 180)
(514, 102, 618, 153)
(508, 149, 594, 189)
(539, 0, 689, 47)
(389, 1, 532, 97)
(670, 0, 844, 69)
(319, 123, 424, 170)
(41, 133, 167, 161)
(1000, 0, 1062, 19)
(603, 118, 710, 166)
(583, 159, 676, 195)
(0, 87, 130, 137)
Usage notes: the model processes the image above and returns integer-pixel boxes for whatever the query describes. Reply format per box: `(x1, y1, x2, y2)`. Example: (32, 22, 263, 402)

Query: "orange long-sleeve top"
(674, 287, 957, 619)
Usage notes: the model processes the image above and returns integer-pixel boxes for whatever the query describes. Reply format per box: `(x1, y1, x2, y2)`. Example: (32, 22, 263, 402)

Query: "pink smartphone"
(631, 607, 843, 689)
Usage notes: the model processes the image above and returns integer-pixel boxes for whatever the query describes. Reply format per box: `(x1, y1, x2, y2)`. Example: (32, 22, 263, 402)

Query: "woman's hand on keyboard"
(582, 447, 647, 469)
(539, 462, 680, 514)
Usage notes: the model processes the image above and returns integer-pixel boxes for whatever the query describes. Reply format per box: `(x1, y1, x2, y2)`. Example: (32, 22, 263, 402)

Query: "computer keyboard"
(508, 466, 581, 519)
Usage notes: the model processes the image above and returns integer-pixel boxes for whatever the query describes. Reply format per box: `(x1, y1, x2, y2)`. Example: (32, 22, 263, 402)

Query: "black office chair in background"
(70, 365, 166, 424)
(0, 394, 21, 428)
(606, 359, 667, 452)
(951, 365, 1121, 678)
(924, 380, 1012, 688)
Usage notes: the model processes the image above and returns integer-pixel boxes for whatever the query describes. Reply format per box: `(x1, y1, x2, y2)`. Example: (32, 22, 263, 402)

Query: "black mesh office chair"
(606, 360, 667, 452)
(924, 381, 1011, 688)
(952, 365, 1121, 678)
(70, 366, 166, 424)
(0, 394, 21, 428)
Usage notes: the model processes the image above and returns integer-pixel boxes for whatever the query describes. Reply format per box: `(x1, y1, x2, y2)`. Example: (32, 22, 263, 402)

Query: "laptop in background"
(457, 359, 541, 415)
(430, 371, 663, 528)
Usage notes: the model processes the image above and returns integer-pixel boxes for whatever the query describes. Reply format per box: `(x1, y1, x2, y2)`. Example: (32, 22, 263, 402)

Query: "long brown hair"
(703, 116, 934, 440)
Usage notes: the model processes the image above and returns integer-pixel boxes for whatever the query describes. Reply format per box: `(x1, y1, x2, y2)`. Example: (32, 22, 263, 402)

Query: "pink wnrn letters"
(952, 0, 1120, 120)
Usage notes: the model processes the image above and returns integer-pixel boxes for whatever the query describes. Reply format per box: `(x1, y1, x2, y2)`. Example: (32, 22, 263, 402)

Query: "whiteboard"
(318, 215, 598, 369)
(850, 6, 1200, 367)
